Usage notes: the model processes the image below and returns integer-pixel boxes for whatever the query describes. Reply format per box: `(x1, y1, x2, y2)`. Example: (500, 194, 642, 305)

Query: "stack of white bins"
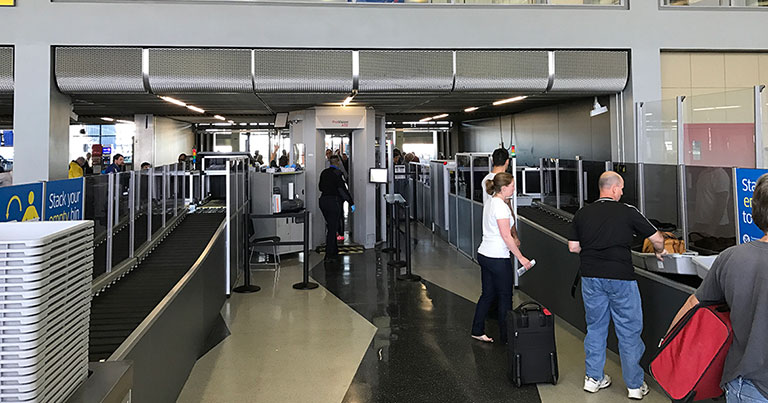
(0, 221, 93, 403)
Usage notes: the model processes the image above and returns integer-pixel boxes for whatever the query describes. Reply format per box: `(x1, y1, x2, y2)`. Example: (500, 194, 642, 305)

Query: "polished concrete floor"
(178, 223, 670, 403)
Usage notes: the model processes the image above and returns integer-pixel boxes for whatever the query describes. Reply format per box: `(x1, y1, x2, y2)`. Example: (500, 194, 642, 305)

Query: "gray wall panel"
(459, 98, 612, 166)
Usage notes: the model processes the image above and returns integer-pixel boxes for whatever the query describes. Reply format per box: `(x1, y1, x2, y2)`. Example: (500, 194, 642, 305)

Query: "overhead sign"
(1, 183, 43, 222)
(43, 178, 85, 221)
(735, 168, 768, 244)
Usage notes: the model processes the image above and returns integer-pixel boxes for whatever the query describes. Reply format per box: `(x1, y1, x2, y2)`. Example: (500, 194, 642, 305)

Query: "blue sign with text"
(735, 168, 768, 244)
(43, 178, 85, 221)
(0, 183, 44, 222)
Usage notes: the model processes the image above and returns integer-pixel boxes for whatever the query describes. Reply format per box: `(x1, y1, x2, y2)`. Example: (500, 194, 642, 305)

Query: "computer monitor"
(369, 168, 388, 184)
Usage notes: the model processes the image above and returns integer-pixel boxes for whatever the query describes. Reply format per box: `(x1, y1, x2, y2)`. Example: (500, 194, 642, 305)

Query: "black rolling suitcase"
(507, 301, 559, 387)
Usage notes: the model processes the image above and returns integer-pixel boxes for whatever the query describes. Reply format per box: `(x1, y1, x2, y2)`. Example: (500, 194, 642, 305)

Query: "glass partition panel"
(456, 155, 471, 199)
(559, 159, 580, 214)
(642, 99, 679, 165)
(85, 175, 110, 278)
(643, 163, 681, 235)
(112, 171, 131, 267)
(582, 160, 606, 203)
(763, 89, 768, 168)
(472, 155, 490, 203)
(541, 158, 558, 208)
(134, 169, 149, 254)
(614, 162, 640, 208)
(683, 88, 755, 168)
(151, 166, 164, 236)
(449, 167, 456, 195)
(685, 165, 736, 254)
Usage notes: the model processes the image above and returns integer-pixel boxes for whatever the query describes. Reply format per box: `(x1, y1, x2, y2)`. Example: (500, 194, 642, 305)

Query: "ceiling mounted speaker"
(0, 47, 12, 94)
(454, 50, 549, 92)
(55, 47, 146, 94)
(549, 50, 628, 93)
(358, 50, 453, 93)
(148, 48, 253, 93)
(253, 49, 353, 93)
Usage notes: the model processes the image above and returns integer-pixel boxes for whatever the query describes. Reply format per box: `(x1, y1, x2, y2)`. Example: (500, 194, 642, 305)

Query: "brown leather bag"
(643, 232, 685, 254)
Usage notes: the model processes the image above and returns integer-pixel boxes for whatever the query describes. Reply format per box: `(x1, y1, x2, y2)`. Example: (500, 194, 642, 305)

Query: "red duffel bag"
(650, 302, 733, 402)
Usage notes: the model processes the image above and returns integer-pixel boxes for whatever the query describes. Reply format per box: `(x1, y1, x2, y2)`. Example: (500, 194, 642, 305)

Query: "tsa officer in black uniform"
(319, 155, 355, 261)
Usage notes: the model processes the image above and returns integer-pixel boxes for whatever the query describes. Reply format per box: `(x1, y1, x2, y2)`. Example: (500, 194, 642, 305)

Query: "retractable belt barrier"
(384, 194, 420, 282)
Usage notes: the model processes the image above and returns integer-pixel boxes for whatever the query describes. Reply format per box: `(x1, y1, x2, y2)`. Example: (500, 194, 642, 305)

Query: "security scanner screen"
(369, 168, 388, 183)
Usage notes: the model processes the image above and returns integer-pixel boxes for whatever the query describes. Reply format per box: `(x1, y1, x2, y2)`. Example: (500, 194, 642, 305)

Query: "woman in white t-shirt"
(471, 172, 532, 344)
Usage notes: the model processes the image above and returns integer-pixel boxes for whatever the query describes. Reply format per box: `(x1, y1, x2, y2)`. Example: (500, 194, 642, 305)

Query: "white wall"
(154, 117, 194, 166)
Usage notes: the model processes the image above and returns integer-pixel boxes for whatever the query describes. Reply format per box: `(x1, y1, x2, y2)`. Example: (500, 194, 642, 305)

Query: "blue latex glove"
(350, 205, 356, 213)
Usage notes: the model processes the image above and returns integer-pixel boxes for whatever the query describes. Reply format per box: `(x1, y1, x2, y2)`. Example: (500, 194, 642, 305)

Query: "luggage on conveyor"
(650, 302, 732, 402)
(507, 301, 559, 387)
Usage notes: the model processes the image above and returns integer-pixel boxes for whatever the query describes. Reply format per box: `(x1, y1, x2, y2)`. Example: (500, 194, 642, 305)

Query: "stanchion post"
(293, 210, 319, 290)
(382, 198, 395, 253)
(397, 202, 421, 282)
(387, 201, 406, 268)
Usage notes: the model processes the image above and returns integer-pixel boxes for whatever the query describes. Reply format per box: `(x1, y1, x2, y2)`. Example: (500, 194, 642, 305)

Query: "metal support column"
(162, 165, 168, 228)
(555, 159, 561, 210)
(539, 158, 545, 202)
(174, 164, 179, 216)
(129, 171, 135, 258)
(755, 85, 765, 169)
(635, 102, 645, 163)
(147, 169, 153, 241)
(676, 96, 688, 248)
(637, 163, 646, 215)
(106, 174, 114, 273)
(577, 159, 584, 209)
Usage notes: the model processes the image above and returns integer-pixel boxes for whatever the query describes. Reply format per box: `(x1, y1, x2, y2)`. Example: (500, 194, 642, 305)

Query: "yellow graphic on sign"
(0, 1, 15, 7)
(6, 191, 40, 222)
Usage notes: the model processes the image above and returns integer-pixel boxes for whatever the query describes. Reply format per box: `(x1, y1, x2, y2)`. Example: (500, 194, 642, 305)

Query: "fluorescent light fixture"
(432, 113, 449, 120)
(160, 96, 187, 107)
(259, 122, 269, 126)
(116, 119, 133, 124)
(590, 97, 608, 117)
(464, 107, 479, 113)
(645, 113, 653, 116)
(493, 96, 528, 106)
(419, 117, 433, 122)
(186, 105, 205, 113)
(214, 115, 226, 121)
(100, 117, 114, 122)
(403, 121, 436, 125)
(228, 120, 235, 124)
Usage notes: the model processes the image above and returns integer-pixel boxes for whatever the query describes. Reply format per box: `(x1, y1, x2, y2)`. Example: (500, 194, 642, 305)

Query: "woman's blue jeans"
(581, 277, 645, 389)
(472, 254, 513, 343)
(726, 378, 768, 403)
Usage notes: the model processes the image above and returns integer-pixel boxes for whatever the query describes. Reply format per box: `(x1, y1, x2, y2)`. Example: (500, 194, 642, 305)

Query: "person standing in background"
(83, 152, 94, 175)
(102, 154, 124, 174)
(319, 155, 354, 262)
(68, 157, 86, 178)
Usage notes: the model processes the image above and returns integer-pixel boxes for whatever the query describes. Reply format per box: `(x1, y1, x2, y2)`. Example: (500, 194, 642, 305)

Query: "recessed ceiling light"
(493, 96, 528, 106)
(160, 96, 187, 107)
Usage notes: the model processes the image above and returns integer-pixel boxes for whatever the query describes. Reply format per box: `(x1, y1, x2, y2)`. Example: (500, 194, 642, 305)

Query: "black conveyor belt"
(89, 213, 225, 362)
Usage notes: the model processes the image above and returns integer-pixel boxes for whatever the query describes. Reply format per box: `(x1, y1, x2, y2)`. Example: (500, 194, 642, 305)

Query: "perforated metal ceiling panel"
(55, 47, 145, 94)
(454, 51, 549, 92)
(253, 50, 353, 93)
(359, 50, 453, 92)
(550, 50, 628, 93)
(0, 47, 12, 94)
(148, 48, 252, 93)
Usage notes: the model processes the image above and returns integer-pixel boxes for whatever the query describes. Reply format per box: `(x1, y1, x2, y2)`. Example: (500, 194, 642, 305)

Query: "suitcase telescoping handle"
(515, 301, 543, 314)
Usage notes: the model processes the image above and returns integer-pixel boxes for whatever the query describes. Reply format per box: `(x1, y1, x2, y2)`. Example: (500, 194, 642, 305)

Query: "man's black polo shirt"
(568, 198, 657, 281)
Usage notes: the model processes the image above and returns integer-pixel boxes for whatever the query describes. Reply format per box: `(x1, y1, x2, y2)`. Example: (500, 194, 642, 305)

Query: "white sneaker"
(584, 374, 612, 393)
(628, 382, 650, 400)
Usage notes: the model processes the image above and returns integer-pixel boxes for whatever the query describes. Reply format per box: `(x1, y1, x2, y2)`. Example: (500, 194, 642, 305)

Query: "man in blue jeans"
(568, 171, 665, 400)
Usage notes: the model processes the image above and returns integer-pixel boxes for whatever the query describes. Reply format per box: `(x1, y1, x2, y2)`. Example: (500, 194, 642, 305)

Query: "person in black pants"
(319, 155, 354, 262)
(471, 172, 532, 344)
